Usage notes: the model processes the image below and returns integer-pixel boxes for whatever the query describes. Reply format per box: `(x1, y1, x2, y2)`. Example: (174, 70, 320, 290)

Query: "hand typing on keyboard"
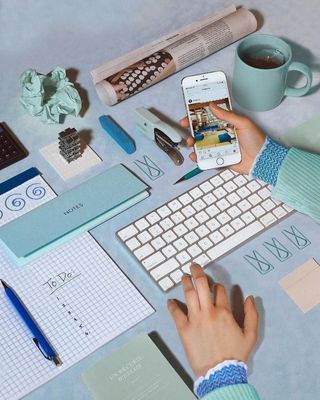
(180, 102, 266, 175)
(167, 264, 258, 378)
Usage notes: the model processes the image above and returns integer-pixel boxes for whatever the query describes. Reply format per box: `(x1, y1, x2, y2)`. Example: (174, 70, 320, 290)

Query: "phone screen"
(184, 78, 240, 163)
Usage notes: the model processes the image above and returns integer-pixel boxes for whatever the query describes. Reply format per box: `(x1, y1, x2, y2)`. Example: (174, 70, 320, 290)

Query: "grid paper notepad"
(0, 174, 154, 400)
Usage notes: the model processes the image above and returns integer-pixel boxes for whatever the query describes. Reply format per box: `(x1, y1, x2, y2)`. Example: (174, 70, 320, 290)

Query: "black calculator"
(0, 123, 28, 170)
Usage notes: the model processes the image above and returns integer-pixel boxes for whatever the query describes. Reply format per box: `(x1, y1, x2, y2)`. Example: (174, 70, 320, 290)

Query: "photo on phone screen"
(182, 72, 241, 169)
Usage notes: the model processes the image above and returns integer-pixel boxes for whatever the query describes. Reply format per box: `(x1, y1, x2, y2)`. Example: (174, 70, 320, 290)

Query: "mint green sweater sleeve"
(202, 384, 260, 400)
(272, 148, 320, 222)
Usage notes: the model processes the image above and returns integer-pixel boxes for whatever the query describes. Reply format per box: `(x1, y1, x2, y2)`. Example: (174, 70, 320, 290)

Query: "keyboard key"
(179, 193, 192, 205)
(209, 231, 224, 244)
(137, 230, 152, 244)
(162, 230, 177, 244)
(187, 244, 202, 257)
(220, 169, 234, 181)
(262, 199, 276, 212)
(135, 218, 150, 231)
(226, 192, 241, 204)
(181, 264, 191, 274)
(193, 199, 206, 211)
(213, 187, 227, 199)
(171, 211, 185, 224)
(199, 237, 213, 251)
(237, 186, 250, 199)
(261, 212, 277, 227)
(194, 253, 211, 266)
(160, 218, 174, 231)
(142, 251, 165, 270)
(206, 204, 219, 217)
(134, 243, 154, 260)
(173, 223, 188, 237)
(162, 244, 177, 258)
(159, 276, 174, 291)
(217, 212, 231, 224)
(125, 237, 140, 251)
(184, 217, 199, 230)
(173, 238, 188, 251)
(207, 221, 263, 261)
(241, 211, 255, 225)
(233, 175, 247, 187)
(252, 205, 265, 218)
(247, 181, 261, 192)
(151, 237, 166, 250)
(148, 224, 163, 237)
(238, 200, 251, 212)
(258, 187, 271, 199)
(185, 231, 199, 244)
(195, 211, 209, 224)
(203, 193, 217, 205)
(216, 198, 230, 211)
(118, 224, 138, 241)
(227, 206, 241, 218)
(273, 206, 288, 219)
(248, 193, 262, 206)
(200, 181, 213, 193)
(190, 187, 203, 199)
(157, 205, 171, 218)
(210, 175, 224, 187)
(206, 218, 221, 231)
(230, 217, 245, 231)
(146, 211, 160, 224)
(220, 224, 235, 237)
(224, 181, 238, 193)
(195, 225, 210, 238)
(182, 205, 196, 217)
(168, 199, 182, 211)
(170, 269, 184, 283)
(176, 251, 191, 264)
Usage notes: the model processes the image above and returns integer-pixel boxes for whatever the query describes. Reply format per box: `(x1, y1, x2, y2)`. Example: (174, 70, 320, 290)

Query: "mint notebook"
(82, 333, 196, 400)
(0, 164, 149, 264)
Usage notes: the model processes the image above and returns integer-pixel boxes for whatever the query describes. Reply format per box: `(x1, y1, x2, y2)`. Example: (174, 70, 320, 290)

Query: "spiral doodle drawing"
(26, 183, 46, 200)
(5, 193, 26, 211)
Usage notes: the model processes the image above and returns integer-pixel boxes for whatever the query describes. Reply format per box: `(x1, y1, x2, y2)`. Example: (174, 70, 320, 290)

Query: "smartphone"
(181, 71, 241, 170)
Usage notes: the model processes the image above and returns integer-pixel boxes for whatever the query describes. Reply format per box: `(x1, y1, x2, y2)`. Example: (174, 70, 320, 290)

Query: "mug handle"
(285, 62, 312, 97)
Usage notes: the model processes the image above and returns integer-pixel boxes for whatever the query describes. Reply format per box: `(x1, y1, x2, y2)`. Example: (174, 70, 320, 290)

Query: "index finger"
(190, 264, 213, 311)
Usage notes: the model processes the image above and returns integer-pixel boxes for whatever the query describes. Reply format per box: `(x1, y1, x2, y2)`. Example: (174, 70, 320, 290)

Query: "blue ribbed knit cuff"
(194, 361, 248, 398)
(251, 138, 288, 186)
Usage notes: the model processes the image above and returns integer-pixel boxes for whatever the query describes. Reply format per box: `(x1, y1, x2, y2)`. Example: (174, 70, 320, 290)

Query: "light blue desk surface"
(1, 1, 320, 399)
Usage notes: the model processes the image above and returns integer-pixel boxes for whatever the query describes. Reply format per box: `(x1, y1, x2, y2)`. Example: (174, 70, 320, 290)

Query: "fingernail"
(248, 295, 255, 303)
(167, 298, 174, 306)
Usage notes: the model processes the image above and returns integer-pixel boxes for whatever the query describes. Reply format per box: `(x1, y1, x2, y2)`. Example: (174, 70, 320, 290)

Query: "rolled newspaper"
(91, 5, 257, 106)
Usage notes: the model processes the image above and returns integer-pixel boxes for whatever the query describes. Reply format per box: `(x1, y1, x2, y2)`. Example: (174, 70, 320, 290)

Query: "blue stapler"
(135, 107, 184, 166)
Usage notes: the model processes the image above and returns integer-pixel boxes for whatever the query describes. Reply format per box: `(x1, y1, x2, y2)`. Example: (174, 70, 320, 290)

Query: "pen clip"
(33, 338, 63, 366)
(33, 338, 52, 360)
(154, 129, 184, 166)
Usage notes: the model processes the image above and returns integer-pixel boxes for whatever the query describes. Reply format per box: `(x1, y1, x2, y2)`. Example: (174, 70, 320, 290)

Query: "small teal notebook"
(0, 164, 149, 264)
(82, 333, 196, 400)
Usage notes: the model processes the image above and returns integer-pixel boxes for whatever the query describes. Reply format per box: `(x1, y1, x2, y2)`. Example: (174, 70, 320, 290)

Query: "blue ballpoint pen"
(1, 279, 62, 366)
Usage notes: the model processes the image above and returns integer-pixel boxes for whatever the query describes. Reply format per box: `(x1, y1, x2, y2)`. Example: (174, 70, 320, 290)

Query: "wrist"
(250, 137, 289, 186)
(194, 360, 248, 398)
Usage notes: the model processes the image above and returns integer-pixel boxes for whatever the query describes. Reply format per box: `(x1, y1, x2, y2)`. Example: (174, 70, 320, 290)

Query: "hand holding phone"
(182, 71, 241, 170)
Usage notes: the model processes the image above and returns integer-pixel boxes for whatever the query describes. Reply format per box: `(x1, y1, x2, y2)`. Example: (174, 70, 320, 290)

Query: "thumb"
(209, 103, 248, 127)
(243, 296, 258, 344)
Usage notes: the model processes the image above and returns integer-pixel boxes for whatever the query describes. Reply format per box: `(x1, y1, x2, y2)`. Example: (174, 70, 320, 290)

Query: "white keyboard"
(117, 169, 293, 291)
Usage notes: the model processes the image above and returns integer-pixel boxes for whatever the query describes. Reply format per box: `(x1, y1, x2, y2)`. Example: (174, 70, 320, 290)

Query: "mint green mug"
(232, 34, 312, 111)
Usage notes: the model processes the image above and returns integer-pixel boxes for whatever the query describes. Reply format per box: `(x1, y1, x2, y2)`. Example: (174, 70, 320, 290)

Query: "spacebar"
(207, 221, 264, 261)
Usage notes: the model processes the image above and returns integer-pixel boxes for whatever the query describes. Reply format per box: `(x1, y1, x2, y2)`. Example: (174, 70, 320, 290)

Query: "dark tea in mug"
(240, 45, 286, 69)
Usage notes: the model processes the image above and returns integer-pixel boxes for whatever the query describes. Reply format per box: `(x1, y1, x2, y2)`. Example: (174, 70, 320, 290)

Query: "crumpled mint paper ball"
(20, 67, 82, 124)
